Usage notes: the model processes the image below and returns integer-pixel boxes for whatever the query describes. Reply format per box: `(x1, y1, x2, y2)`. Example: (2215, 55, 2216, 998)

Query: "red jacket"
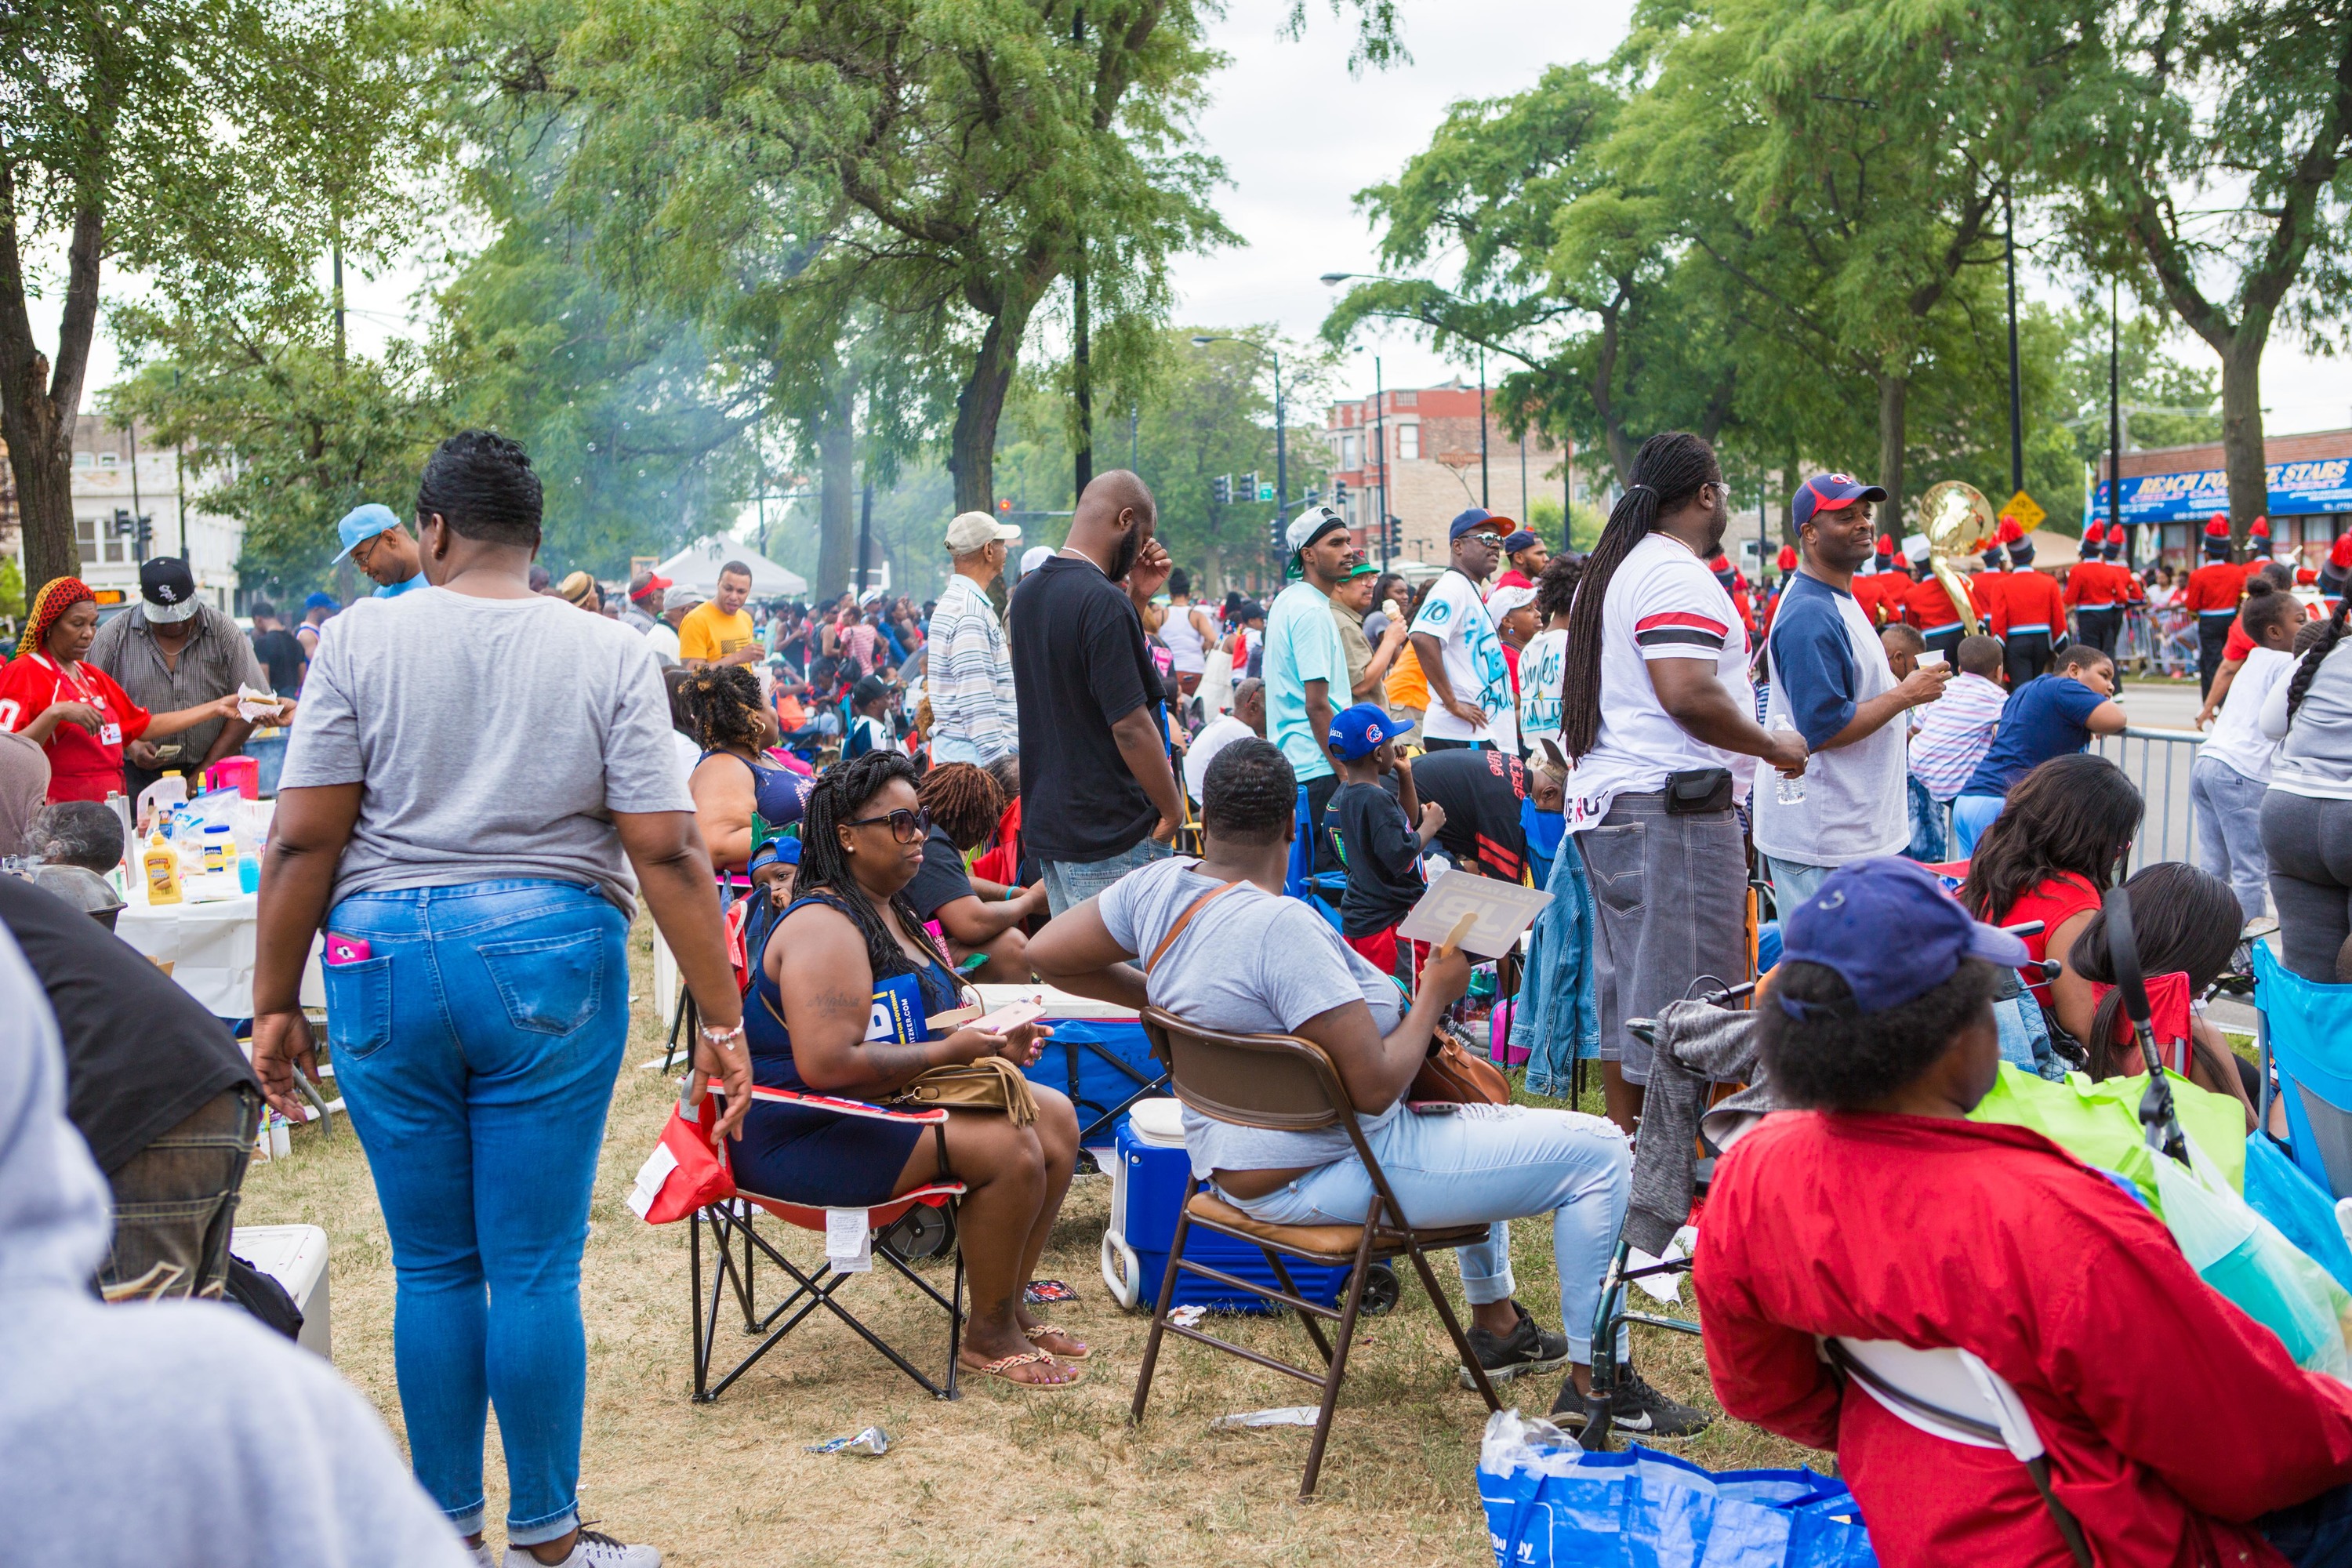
(2183, 561, 2251, 617)
(1969, 568, 2007, 629)
(1901, 572, 1979, 632)
(1696, 1112, 2352, 1568)
(1994, 568, 2066, 637)
(2064, 560, 2128, 611)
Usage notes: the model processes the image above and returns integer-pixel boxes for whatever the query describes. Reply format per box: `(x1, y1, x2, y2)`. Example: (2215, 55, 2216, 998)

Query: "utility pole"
(2108, 276, 2123, 551)
(1372, 356, 1388, 572)
(1073, 237, 1092, 498)
(1478, 347, 1490, 508)
(127, 417, 143, 564)
(1273, 350, 1287, 521)
(2005, 182, 2024, 496)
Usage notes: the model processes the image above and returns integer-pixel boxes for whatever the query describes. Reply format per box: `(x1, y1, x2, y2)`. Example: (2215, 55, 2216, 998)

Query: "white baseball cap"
(1486, 584, 1537, 619)
(1286, 505, 1348, 554)
(1021, 546, 1054, 575)
(946, 510, 1022, 551)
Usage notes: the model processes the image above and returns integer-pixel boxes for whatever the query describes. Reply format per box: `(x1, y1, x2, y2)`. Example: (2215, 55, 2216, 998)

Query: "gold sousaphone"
(1917, 479, 1998, 636)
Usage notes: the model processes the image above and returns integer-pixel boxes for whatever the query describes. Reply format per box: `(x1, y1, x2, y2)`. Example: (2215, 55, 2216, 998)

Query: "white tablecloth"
(115, 882, 325, 1019)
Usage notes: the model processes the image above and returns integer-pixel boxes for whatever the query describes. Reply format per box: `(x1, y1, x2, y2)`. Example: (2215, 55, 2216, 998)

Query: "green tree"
(2054, 0, 2352, 545)
(0, 0, 421, 586)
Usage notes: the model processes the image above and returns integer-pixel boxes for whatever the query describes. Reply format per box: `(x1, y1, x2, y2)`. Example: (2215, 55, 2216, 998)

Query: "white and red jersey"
(0, 651, 151, 800)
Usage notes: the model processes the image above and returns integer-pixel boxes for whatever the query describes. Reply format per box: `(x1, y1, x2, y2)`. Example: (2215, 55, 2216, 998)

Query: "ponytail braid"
(1557, 431, 1726, 760)
(2285, 590, 2352, 726)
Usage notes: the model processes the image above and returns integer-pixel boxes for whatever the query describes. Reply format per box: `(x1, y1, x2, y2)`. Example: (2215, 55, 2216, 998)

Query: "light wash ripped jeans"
(1220, 1102, 1631, 1362)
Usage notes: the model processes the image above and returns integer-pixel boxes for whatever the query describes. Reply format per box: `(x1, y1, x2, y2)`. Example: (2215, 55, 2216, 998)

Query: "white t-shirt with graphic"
(1564, 532, 1757, 831)
(1410, 569, 1512, 744)
(1516, 627, 1568, 761)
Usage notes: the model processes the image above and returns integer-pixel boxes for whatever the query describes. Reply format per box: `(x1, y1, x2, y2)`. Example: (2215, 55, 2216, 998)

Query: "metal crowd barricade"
(2090, 725, 2204, 874)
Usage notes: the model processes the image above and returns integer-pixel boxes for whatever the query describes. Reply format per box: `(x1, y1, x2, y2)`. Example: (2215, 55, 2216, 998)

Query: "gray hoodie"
(0, 926, 469, 1568)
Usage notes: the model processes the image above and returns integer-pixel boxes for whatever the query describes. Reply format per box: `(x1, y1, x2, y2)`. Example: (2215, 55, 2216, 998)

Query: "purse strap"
(1145, 879, 1243, 975)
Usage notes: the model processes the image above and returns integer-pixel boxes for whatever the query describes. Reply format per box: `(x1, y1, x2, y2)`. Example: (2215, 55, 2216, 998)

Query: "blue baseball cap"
(303, 590, 339, 612)
(331, 503, 403, 564)
(1327, 702, 1399, 761)
(1450, 507, 1512, 542)
(1779, 857, 2027, 1018)
(1792, 473, 1888, 533)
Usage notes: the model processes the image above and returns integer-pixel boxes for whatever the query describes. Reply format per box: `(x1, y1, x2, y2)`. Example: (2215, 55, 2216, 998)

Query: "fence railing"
(2090, 724, 2205, 873)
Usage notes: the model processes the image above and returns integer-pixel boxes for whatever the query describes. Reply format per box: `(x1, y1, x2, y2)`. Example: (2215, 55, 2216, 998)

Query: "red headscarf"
(17, 577, 94, 659)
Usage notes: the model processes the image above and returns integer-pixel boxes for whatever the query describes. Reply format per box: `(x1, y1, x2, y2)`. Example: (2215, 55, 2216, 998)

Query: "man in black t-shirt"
(0, 876, 260, 1301)
(1008, 471, 1186, 914)
(1408, 746, 1564, 884)
(248, 600, 307, 699)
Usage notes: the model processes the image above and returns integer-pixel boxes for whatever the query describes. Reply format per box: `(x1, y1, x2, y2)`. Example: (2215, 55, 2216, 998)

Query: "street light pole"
(2005, 182, 2024, 497)
(1374, 354, 1388, 572)
(2108, 275, 2123, 550)
(1478, 347, 1490, 508)
(1273, 350, 1287, 520)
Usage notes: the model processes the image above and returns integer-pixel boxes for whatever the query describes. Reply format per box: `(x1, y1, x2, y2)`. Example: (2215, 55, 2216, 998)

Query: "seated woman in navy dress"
(679, 665, 814, 874)
(735, 750, 1087, 1388)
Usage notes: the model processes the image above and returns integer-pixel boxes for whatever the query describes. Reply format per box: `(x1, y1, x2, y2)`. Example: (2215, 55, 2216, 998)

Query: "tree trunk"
(1073, 238, 1093, 498)
(1200, 537, 1222, 600)
(949, 284, 1041, 516)
(2217, 330, 2269, 548)
(0, 184, 102, 590)
(1875, 372, 1908, 537)
(815, 367, 857, 600)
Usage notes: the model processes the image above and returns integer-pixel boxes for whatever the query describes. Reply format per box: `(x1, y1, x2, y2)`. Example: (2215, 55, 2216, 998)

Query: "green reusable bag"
(1969, 1063, 2246, 1207)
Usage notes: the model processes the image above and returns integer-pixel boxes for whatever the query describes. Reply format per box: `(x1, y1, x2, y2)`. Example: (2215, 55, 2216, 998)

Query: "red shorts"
(1342, 927, 1428, 985)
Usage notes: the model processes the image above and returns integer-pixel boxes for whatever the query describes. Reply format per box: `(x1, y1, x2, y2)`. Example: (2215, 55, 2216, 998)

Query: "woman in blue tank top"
(678, 666, 814, 872)
(741, 751, 1087, 1387)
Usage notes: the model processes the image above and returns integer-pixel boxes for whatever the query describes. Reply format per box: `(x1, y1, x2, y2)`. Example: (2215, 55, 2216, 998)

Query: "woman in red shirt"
(0, 578, 241, 804)
(1957, 753, 2142, 1012)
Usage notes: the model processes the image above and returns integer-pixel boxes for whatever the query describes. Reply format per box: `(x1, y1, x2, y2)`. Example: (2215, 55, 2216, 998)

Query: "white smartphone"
(972, 999, 1047, 1034)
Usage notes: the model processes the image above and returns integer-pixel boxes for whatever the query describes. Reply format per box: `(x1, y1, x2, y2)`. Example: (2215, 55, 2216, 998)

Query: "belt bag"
(1664, 766, 1734, 816)
(887, 1057, 1040, 1125)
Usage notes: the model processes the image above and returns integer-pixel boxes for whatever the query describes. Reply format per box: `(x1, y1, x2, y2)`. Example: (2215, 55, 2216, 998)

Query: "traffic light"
(1332, 479, 1348, 510)
(133, 513, 153, 561)
(1240, 472, 1258, 504)
(1210, 474, 1231, 506)
(1302, 486, 1321, 506)
(1383, 514, 1403, 558)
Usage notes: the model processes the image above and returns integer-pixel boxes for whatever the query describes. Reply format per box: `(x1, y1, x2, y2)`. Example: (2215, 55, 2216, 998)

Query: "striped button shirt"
(926, 574, 1018, 762)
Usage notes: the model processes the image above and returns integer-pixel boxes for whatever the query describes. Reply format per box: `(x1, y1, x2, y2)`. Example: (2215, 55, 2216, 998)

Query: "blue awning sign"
(2092, 456, 2352, 524)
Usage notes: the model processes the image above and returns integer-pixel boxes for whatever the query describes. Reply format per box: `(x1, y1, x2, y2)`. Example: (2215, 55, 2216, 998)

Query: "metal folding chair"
(690, 1087, 967, 1402)
(1130, 1007, 1502, 1499)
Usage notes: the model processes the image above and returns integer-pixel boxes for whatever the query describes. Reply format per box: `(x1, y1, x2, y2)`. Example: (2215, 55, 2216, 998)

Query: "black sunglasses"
(843, 807, 931, 844)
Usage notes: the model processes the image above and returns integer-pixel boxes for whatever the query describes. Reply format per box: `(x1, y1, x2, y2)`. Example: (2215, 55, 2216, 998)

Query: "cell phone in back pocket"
(325, 935, 372, 966)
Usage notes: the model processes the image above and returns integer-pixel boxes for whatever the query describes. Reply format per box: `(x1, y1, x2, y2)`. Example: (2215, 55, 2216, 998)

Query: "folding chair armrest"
(713, 1084, 949, 1125)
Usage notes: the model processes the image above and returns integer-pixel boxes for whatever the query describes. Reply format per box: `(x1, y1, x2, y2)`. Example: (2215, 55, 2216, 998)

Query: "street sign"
(2001, 489, 2045, 532)
(1257, 482, 1275, 502)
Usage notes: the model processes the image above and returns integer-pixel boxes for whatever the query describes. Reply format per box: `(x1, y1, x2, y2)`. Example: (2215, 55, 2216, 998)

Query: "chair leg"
(691, 1206, 708, 1400)
(946, 1234, 965, 1400)
(1131, 1181, 1196, 1426)
(1263, 1247, 1335, 1367)
(1405, 1238, 1500, 1413)
(1300, 1206, 1381, 1500)
(1580, 1240, 1629, 1450)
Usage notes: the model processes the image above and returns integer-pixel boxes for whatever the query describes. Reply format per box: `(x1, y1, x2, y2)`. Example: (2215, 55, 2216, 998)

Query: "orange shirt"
(1385, 642, 1429, 712)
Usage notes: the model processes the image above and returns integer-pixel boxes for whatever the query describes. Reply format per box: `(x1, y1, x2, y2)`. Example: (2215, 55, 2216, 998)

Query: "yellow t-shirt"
(678, 603, 756, 662)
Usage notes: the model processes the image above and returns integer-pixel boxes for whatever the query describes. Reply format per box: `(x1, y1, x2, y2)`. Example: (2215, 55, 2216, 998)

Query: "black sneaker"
(1548, 1366, 1713, 1439)
(1457, 1302, 1572, 1389)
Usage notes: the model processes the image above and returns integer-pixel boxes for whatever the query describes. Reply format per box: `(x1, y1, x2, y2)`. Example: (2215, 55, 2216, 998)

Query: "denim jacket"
(1510, 833, 1600, 1095)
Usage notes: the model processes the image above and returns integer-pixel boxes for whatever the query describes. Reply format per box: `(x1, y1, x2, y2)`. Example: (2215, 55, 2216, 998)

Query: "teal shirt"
(1263, 580, 1349, 782)
(374, 572, 424, 599)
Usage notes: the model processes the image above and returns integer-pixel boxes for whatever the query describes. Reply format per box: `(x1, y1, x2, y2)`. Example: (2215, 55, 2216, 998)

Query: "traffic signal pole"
(1372, 355, 1388, 572)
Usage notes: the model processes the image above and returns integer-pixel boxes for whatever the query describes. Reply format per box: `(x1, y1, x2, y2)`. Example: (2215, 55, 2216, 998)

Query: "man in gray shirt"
(87, 557, 278, 800)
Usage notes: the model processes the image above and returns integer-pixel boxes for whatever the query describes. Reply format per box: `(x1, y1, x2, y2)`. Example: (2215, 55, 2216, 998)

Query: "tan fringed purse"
(887, 1054, 1039, 1125)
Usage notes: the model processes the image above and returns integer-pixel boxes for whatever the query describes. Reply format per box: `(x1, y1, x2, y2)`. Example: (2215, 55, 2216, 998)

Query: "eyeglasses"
(349, 535, 379, 572)
(842, 807, 931, 844)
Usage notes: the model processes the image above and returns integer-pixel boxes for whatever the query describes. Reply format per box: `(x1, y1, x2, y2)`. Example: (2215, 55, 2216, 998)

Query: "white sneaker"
(469, 1543, 497, 1568)
(503, 1528, 661, 1568)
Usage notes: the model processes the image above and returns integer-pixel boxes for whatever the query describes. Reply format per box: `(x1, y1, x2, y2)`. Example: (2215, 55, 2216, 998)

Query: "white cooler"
(232, 1224, 332, 1359)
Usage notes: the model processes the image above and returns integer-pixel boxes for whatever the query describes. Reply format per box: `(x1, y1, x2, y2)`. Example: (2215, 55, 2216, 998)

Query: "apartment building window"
(97, 452, 118, 469)
(1395, 390, 1417, 407)
(74, 452, 93, 469)
(1398, 423, 1420, 461)
(1341, 432, 1359, 469)
(75, 517, 124, 565)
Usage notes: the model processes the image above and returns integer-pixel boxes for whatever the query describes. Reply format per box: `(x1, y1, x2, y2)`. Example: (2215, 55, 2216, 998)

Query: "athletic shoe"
(503, 1528, 662, 1567)
(1457, 1301, 1572, 1389)
(1549, 1366, 1714, 1438)
(470, 1543, 497, 1568)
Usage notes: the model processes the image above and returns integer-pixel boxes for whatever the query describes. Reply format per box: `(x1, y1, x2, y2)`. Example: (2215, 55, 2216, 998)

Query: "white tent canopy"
(653, 538, 808, 597)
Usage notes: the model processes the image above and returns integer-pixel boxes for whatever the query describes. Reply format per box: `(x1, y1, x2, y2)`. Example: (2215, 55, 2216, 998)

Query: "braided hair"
(1558, 432, 1724, 759)
(917, 762, 1004, 852)
(673, 665, 767, 753)
(793, 750, 929, 981)
(2285, 590, 2352, 726)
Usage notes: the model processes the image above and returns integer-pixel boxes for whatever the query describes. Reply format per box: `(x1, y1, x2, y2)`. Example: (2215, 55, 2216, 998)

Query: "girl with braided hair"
(907, 763, 1047, 982)
(2259, 583, 2352, 980)
(1553, 432, 1807, 1135)
(0, 577, 244, 803)
(748, 750, 1087, 1386)
(678, 663, 811, 875)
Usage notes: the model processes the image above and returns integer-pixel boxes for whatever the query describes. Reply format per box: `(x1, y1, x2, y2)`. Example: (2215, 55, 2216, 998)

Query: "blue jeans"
(1040, 836, 1171, 916)
(1223, 1104, 1630, 1361)
(322, 880, 630, 1546)
(1905, 775, 1948, 862)
(2191, 754, 2269, 925)
(1952, 793, 2007, 855)
(1763, 855, 1833, 920)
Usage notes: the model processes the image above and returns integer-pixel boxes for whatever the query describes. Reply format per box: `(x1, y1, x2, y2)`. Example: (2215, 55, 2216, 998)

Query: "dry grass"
(239, 916, 1815, 1566)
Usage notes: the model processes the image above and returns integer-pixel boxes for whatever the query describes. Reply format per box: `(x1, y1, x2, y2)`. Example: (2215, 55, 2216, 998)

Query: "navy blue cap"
(1327, 702, 1398, 761)
(1779, 858, 2027, 1018)
(1793, 473, 1888, 533)
(1501, 529, 1540, 554)
(1450, 507, 1511, 542)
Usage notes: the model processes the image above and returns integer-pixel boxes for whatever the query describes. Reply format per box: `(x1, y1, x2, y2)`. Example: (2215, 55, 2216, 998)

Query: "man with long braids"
(1557, 432, 1807, 1142)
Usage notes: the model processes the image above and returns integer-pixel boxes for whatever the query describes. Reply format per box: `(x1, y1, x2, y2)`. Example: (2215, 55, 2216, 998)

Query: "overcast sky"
(36, 0, 2352, 442)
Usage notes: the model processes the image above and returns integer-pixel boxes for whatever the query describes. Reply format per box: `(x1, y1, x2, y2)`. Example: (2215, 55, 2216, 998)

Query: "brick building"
(1323, 381, 1566, 567)
(2093, 426, 2352, 564)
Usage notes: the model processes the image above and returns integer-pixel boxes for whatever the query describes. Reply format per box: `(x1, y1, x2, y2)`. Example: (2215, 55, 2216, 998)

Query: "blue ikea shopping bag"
(1479, 1411, 1876, 1568)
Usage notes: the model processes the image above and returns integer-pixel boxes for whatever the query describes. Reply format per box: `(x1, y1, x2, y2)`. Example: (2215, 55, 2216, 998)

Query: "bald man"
(1008, 470, 1186, 915)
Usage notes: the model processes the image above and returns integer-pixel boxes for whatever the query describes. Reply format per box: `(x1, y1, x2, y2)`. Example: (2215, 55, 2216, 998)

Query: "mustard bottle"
(143, 830, 183, 906)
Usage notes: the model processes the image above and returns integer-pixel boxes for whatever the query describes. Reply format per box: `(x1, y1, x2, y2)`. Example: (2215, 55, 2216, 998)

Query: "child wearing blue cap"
(1321, 702, 1444, 978)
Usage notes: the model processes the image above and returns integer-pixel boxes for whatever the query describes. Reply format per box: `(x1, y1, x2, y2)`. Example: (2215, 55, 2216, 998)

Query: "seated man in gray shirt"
(1029, 739, 1695, 1432)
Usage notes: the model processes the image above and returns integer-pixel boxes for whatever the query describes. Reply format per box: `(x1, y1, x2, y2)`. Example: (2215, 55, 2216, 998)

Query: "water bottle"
(1772, 713, 1806, 805)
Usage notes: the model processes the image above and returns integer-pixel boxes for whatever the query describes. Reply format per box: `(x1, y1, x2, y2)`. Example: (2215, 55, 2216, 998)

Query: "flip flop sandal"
(967, 1348, 1084, 1388)
(1023, 1323, 1091, 1360)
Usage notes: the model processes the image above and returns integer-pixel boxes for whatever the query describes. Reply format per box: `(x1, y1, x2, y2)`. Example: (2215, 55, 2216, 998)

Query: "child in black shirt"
(1321, 702, 1446, 981)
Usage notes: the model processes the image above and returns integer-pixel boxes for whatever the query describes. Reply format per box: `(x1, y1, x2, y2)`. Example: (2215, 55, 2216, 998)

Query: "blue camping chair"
(2252, 943, 2352, 1199)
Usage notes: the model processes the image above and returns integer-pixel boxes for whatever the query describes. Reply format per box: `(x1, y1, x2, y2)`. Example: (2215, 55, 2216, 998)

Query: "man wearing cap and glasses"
(1410, 508, 1516, 751)
(1754, 474, 1949, 914)
(329, 503, 425, 599)
(930, 510, 1025, 765)
(1264, 504, 1357, 869)
(88, 557, 285, 802)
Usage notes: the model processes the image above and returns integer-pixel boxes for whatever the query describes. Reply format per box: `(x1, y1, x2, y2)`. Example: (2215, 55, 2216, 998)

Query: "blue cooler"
(1099, 1098, 1357, 1313)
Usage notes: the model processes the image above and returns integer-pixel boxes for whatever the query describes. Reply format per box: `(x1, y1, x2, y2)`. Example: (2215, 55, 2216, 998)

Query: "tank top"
(1162, 601, 1208, 673)
(1993, 873, 2102, 1009)
(700, 748, 811, 830)
(746, 893, 965, 1091)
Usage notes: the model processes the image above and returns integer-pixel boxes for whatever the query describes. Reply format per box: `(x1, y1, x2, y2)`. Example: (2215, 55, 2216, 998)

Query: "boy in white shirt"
(2196, 588, 2300, 924)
